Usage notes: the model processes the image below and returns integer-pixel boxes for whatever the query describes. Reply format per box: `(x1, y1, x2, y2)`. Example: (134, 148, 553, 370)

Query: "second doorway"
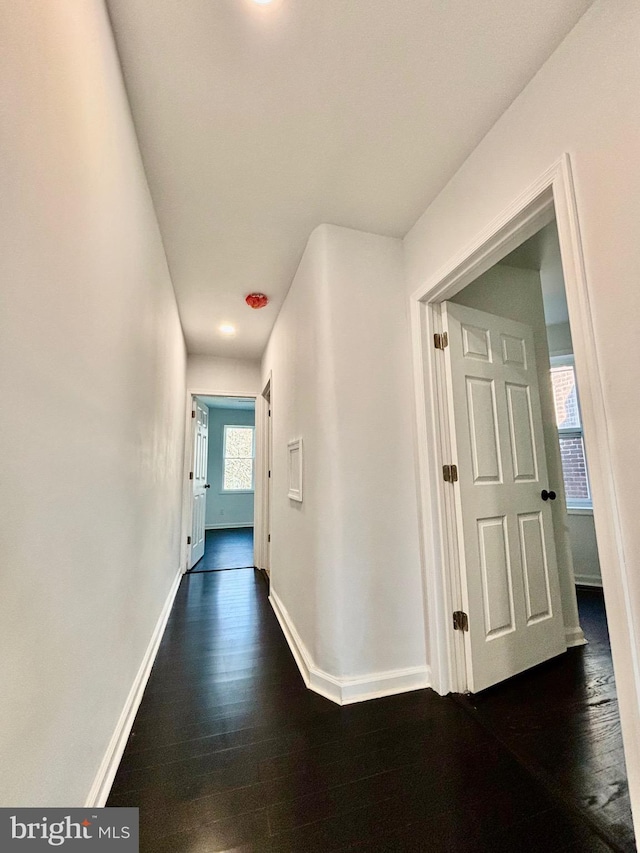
(189, 394, 256, 572)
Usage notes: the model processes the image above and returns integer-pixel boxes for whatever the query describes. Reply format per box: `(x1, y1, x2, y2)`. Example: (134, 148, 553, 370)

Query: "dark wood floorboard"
(458, 587, 636, 853)
(108, 572, 633, 852)
(189, 527, 254, 572)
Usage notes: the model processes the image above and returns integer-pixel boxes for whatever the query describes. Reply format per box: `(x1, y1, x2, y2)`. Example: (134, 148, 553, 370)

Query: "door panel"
(442, 301, 565, 693)
(466, 377, 501, 482)
(462, 323, 491, 360)
(501, 333, 527, 367)
(505, 384, 538, 481)
(477, 516, 515, 638)
(518, 512, 552, 624)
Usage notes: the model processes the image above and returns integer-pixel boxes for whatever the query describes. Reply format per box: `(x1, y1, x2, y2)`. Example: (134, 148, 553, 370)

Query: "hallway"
(109, 569, 627, 851)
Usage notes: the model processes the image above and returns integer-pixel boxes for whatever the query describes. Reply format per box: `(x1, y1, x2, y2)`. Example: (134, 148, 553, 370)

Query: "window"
(222, 425, 255, 492)
(550, 356, 591, 509)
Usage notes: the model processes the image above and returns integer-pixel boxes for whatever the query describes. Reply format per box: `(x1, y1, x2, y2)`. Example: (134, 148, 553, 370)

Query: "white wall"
(205, 406, 255, 528)
(451, 264, 582, 641)
(404, 0, 640, 822)
(187, 355, 261, 397)
(547, 321, 573, 356)
(568, 513, 602, 587)
(538, 224, 568, 327)
(262, 224, 427, 687)
(0, 1, 186, 805)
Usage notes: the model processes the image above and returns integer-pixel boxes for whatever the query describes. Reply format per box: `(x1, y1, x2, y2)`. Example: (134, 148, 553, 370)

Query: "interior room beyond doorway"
(189, 395, 256, 572)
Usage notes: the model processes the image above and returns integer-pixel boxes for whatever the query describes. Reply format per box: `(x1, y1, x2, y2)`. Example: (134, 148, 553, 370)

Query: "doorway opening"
(411, 156, 636, 849)
(187, 394, 256, 573)
(445, 220, 635, 846)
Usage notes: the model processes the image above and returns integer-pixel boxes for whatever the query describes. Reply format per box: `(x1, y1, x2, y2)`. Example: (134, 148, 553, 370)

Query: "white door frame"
(409, 153, 640, 802)
(254, 373, 272, 575)
(180, 388, 259, 573)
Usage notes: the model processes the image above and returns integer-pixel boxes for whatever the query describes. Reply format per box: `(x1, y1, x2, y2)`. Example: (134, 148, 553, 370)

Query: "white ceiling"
(198, 395, 255, 410)
(107, 0, 592, 359)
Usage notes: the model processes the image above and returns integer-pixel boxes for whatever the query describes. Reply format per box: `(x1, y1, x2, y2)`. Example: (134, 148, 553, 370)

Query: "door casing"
(409, 155, 640, 810)
(255, 374, 272, 575)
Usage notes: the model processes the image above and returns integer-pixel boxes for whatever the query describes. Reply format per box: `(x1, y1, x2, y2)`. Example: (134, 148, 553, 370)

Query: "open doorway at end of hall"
(435, 219, 634, 852)
(188, 395, 256, 573)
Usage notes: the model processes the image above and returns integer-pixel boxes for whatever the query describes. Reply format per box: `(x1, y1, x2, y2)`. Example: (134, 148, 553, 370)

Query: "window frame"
(221, 424, 256, 494)
(549, 354, 592, 511)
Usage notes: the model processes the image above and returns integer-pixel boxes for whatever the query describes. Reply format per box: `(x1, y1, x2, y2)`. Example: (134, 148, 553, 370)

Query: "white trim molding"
(254, 374, 272, 574)
(269, 590, 430, 706)
(84, 569, 182, 807)
(574, 575, 603, 589)
(205, 522, 254, 530)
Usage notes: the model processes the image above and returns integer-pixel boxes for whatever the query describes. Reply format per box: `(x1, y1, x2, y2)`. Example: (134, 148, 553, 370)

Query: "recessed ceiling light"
(252, 0, 274, 4)
(219, 324, 236, 336)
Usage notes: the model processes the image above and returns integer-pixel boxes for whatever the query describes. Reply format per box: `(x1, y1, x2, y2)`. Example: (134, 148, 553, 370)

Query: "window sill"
(220, 490, 255, 495)
(567, 507, 593, 516)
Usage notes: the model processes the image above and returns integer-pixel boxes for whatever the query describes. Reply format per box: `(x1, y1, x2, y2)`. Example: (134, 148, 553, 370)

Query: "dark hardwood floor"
(108, 572, 634, 852)
(459, 587, 636, 853)
(189, 527, 254, 572)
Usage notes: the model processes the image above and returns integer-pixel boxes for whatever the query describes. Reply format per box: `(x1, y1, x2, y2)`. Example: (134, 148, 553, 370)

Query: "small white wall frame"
(287, 438, 303, 502)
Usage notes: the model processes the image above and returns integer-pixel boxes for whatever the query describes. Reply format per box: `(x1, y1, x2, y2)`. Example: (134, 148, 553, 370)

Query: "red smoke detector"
(245, 293, 269, 309)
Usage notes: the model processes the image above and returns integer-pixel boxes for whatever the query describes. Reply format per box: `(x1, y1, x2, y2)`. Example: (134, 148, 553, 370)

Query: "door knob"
(541, 489, 556, 501)
(204, 484, 211, 489)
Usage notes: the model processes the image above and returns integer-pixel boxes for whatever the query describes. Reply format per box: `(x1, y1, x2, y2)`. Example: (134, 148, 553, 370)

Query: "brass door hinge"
(434, 332, 448, 350)
(192, 410, 196, 418)
(443, 464, 458, 483)
(453, 611, 468, 632)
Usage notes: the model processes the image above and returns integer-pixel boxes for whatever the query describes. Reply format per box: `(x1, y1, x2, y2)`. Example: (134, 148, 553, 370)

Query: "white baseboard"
(575, 574, 603, 588)
(566, 626, 588, 647)
(269, 590, 430, 706)
(205, 522, 254, 530)
(84, 569, 182, 807)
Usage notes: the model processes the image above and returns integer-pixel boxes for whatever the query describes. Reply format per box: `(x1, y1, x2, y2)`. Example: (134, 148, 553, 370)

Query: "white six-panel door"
(190, 400, 209, 568)
(442, 302, 566, 693)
